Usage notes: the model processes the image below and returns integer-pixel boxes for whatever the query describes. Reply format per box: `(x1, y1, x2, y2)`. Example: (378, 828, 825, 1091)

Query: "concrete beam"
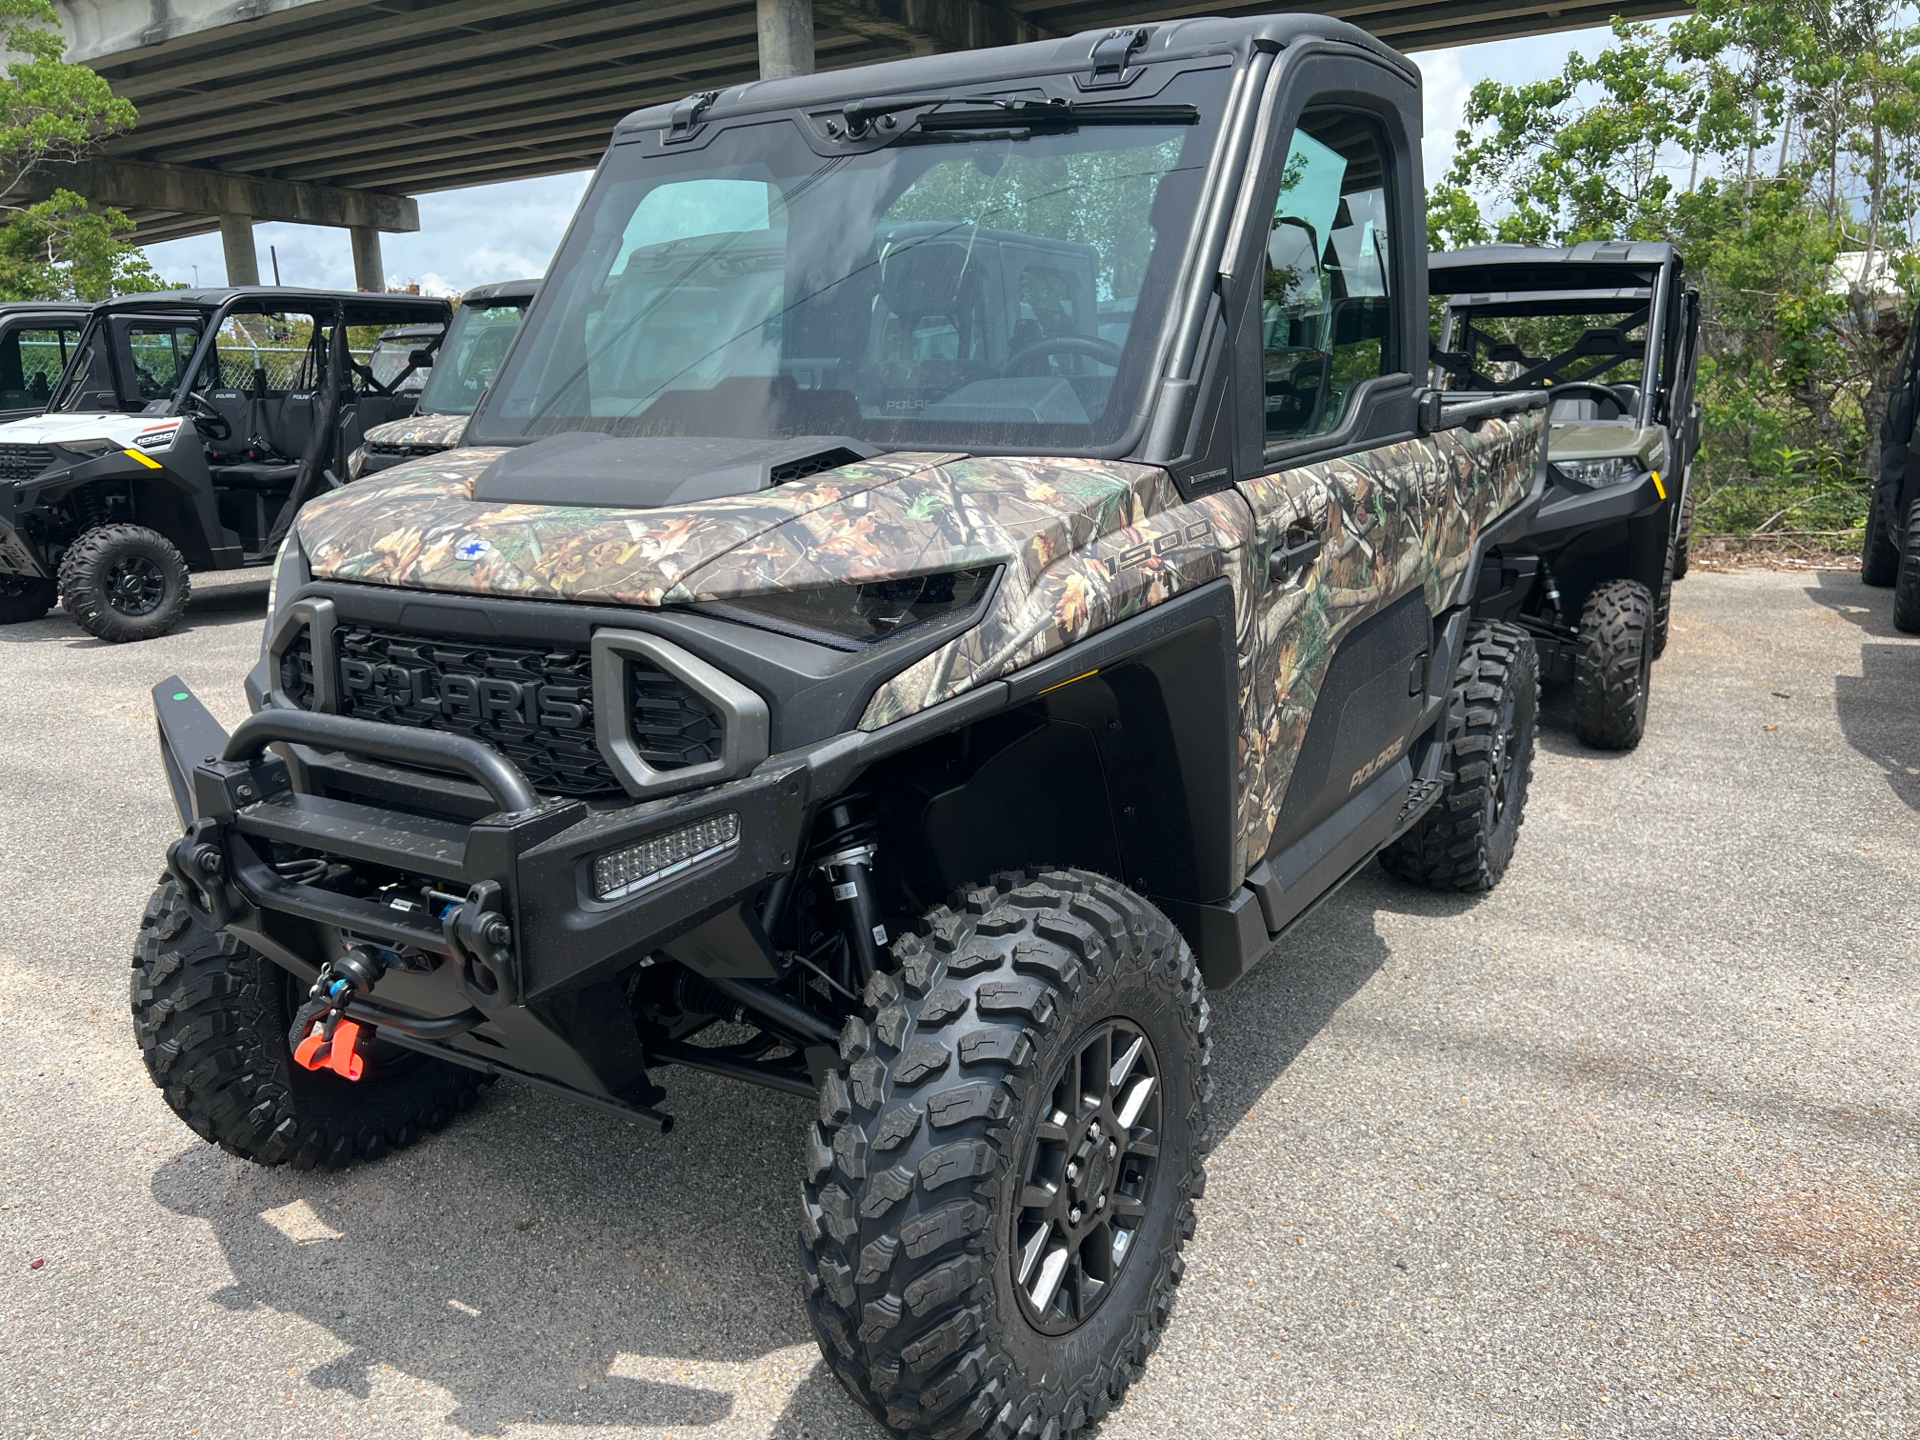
(218, 211, 258, 284)
(23, 158, 417, 232)
(349, 225, 383, 290)
(758, 0, 814, 78)
(815, 0, 1055, 54)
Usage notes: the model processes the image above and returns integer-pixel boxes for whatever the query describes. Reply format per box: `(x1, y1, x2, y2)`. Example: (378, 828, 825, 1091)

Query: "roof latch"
(1084, 27, 1150, 89)
(667, 90, 720, 141)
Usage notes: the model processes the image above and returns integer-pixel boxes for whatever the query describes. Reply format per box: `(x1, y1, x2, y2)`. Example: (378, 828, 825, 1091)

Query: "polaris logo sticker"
(454, 538, 492, 561)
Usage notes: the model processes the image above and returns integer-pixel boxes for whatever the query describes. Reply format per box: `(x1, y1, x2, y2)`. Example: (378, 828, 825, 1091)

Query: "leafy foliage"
(0, 1, 161, 300)
(1434, 0, 1920, 545)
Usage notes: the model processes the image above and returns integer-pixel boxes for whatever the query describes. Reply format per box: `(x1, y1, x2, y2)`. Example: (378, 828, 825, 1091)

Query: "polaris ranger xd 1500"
(137, 19, 1551, 1437)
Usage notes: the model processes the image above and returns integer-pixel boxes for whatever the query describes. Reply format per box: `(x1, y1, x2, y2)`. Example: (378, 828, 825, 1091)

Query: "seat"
(211, 461, 302, 491)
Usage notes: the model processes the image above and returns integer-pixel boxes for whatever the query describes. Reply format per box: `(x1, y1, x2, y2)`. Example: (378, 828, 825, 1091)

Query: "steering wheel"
(179, 391, 232, 441)
(1543, 381, 1637, 418)
(1000, 333, 1124, 377)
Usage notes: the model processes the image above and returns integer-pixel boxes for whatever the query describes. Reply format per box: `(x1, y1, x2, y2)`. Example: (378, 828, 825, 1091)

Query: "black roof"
(1430, 242, 1680, 298)
(614, 16, 1414, 138)
(462, 278, 539, 306)
(92, 287, 452, 325)
(0, 301, 93, 316)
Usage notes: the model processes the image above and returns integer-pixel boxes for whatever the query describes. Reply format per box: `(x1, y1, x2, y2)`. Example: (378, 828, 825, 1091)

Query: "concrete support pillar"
(756, 0, 813, 78)
(349, 225, 385, 291)
(219, 212, 259, 286)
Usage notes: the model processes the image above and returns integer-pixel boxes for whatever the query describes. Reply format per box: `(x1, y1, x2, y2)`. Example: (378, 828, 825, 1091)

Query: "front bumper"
(0, 483, 48, 578)
(153, 680, 810, 1117)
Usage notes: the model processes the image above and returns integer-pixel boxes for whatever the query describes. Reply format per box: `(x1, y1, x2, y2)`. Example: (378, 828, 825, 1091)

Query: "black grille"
(630, 665, 723, 768)
(368, 442, 445, 457)
(769, 447, 863, 485)
(0, 445, 54, 482)
(277, 623, 724, 798)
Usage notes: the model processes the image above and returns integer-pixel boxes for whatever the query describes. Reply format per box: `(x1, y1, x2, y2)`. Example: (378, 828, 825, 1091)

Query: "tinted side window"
(1262, 110, 1397, 443)
(125, 323, 202, 402)
(0, 326, 72, 409)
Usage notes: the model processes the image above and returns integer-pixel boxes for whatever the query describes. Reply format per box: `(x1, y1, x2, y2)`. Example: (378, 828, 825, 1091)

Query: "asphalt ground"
(1, 564, 1915, 1439)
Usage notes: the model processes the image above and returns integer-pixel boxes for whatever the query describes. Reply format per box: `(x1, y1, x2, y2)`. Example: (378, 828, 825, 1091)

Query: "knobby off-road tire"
(1379, 620, 1539, 893)
(132, 878, 488, 1170)
(1572, 578, 1654, 751)
(802, 868, 1210, 1440)
(0, 573, 54, 623)
(1894, 500, 1920, 635)
(1652, 535, 1676, 660)
(1861, 483, 1900, 587)
(1672, 476, 1696, 581)
(58, 523, 190, 643)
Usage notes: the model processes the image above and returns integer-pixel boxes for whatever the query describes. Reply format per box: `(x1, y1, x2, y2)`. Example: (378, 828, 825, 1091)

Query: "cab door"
(1227, 76, 1432, 871)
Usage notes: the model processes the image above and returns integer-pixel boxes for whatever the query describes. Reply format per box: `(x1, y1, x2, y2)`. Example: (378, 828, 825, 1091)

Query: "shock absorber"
(809, 794, 886, 987)
(1539, 557, 1566, 627)
(73, 485, 105, 533)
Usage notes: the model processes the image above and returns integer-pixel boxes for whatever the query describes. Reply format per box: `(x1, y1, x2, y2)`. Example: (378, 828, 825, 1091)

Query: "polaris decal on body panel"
(1233, 411, 1544, 870)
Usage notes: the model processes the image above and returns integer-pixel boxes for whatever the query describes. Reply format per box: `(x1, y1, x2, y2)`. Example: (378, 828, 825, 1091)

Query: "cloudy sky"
(141, 25, 1616, 294)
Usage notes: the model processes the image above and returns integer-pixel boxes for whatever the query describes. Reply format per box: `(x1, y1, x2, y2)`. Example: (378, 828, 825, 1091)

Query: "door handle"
(1268, 531, 1321, 584)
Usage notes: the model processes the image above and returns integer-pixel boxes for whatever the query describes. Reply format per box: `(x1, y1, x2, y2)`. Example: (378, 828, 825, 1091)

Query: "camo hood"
(362, 411, 471, 451)
(296, 445, 1189, 613)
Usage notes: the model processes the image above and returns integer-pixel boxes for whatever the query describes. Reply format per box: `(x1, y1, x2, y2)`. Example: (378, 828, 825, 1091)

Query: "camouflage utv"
(349, 278, 537, 479)
(137, 18, 1550, 1438)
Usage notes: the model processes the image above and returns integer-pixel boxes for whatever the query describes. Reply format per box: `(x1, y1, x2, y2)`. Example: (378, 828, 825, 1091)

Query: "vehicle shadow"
(0, 581, 266, 647)
(1804, 574, 1920, 811)
(149, 887, 1392, 1436)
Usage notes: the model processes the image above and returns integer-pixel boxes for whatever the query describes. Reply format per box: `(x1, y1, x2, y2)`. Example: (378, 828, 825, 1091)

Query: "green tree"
(1431, 0, 1920, 544)
(0, 0, 164, 300)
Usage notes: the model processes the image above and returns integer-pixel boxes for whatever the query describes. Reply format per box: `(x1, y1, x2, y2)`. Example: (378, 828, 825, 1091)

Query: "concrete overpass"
(50, 0, 1689, 287)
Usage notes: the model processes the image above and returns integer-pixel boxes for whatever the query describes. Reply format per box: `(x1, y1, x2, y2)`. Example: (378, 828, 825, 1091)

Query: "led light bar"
(592, 812, 740, 901)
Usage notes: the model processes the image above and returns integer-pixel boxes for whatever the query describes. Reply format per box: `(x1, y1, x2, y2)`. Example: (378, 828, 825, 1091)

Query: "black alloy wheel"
(1010, 1019, 1160, 1334)
(105, 552, 167, 616)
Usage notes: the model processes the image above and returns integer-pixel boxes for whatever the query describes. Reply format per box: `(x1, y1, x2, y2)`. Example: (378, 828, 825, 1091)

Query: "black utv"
(0, 288, 450, 641)
(0, 301, 91, 423)
(137, 17, 1554, 1439)
(1863, 301, 1920, 629)
(1431, 242, 1701, 749)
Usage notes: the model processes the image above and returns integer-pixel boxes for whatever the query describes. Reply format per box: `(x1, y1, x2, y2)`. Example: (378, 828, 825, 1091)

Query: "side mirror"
(409, 348, 435, 369)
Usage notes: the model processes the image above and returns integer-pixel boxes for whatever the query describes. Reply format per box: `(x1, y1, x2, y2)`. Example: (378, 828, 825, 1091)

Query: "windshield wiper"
(835, 95, 1197, 139)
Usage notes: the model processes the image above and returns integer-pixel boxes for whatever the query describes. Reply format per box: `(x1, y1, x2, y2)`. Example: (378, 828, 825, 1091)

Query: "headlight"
(62, 439, 117, 459)
(266, 536, 292, 617)
(705, 565, 999, 648)
(1556, 456, 1641, 488)
(132, 421, 182, 453)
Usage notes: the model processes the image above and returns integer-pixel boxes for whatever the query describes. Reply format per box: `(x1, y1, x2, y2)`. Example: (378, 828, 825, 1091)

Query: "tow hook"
(288, 946, 386, 1080)
(438, 880, 513, 1005)
(165, 817, 235, 929)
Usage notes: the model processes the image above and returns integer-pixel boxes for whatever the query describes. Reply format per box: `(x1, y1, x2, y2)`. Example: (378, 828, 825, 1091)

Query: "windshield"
(51, 316, 206, 414)
(469, 71, 1226, 451)
(417, 301, 529, 416)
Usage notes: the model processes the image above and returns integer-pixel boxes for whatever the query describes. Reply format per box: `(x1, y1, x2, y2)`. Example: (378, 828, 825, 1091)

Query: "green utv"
(139, 18, 1550, 1437)
(1430, 244, 1701, 750)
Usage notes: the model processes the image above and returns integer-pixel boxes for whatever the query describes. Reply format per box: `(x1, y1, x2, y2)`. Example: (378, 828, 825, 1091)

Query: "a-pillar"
(219, 212, 259, 286)
(756, 0, 813, 78)
(349, 225, 385, 291)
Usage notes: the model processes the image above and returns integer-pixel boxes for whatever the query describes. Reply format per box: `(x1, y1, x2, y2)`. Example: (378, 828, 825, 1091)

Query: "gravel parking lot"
(1, 564, 1915, 1439)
